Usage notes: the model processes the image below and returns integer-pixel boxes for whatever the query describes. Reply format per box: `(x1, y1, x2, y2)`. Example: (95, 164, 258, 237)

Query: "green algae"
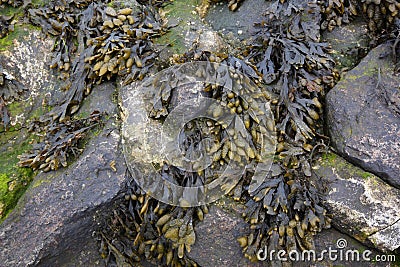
(0, 24, 41, 52)
(155, 0, 201, 54)
(321, 152, 374, 180)
(0, 93, 50, 221)
(0, 132, 36, 222)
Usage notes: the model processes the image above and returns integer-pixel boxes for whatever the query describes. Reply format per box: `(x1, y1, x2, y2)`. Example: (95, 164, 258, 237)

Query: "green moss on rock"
(321, 152, 374, 180)
(0, 134, 35, 222)
(0, 24, 41, 52)
(155, 0, 201, 54)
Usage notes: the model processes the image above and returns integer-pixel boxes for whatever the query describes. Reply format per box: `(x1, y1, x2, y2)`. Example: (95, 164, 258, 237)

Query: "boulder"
(326, 43, 400, 189)
(0, 82, 125, 266)
(314, 152, 400, 252)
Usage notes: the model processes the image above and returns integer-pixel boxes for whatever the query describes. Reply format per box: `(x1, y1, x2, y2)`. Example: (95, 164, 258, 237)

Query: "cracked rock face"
(314, 153, 400, 252)
(326, 43, 400, 189)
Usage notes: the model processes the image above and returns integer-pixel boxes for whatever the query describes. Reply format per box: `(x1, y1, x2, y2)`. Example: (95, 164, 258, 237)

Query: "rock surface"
(188, 197, 394, 267)
(205, 0, 271, 40)
(156, 0, 229, 58)
(188, 197, 262, 267)
(321, 18, 370, 69)
(314, 152, 400, 252)
(0, 28, 61, 220)
(326, 43, 400, 189)
(1, 2, 400, 267)
(0, 82, 125, 266)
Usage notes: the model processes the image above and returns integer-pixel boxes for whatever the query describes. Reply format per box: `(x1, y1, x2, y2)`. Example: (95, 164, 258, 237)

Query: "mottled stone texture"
(326, 43, 400, 189)
(314, 153, 400, 252)
(1, 3, 400, 267)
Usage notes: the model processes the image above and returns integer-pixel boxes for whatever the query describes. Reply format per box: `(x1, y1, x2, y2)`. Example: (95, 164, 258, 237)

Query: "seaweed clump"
(27, 0, 167, 121)
(319, 0, 400, 33)
(100, 1, 338, 265)
(0, 63, 26, 129)
(4, 0, 399, 266)
(234, 0, 338, 262)
(99, 172, 203, 266)
(100, 48, 279, 266)
(0, 14, 14, 39)
(15, 0, 169, 171)
(18, 111, 102, 172)
(226, 0, 399, 262)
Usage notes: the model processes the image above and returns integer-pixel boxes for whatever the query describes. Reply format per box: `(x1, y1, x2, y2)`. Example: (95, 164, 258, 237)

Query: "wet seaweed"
(230, 1, 337, 262)
(319, 0, 400, 34)
(18, 111, 102, 171)
(28, 1, 167, 121)
(0, 14, 14, 39)
(99, 171, 201, 266)
(99, 1, 399, 263)
(4, 0, 399, 266)
(0, 63, 26, 129)
(101, 49, 278, 266)
(99, 2, 337, 261)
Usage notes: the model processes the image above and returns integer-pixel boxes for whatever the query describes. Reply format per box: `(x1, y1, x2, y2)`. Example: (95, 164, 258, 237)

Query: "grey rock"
(0, 30, 60, 121)
(0, 82, 124, 266)
(155, 0, 229, 59)
(314, 152, 400, 252)
(326, 43, 400, 189)
(205, 0, 271, 40)
(322, 18, 370, 69)
(188, 204, 262, 267)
